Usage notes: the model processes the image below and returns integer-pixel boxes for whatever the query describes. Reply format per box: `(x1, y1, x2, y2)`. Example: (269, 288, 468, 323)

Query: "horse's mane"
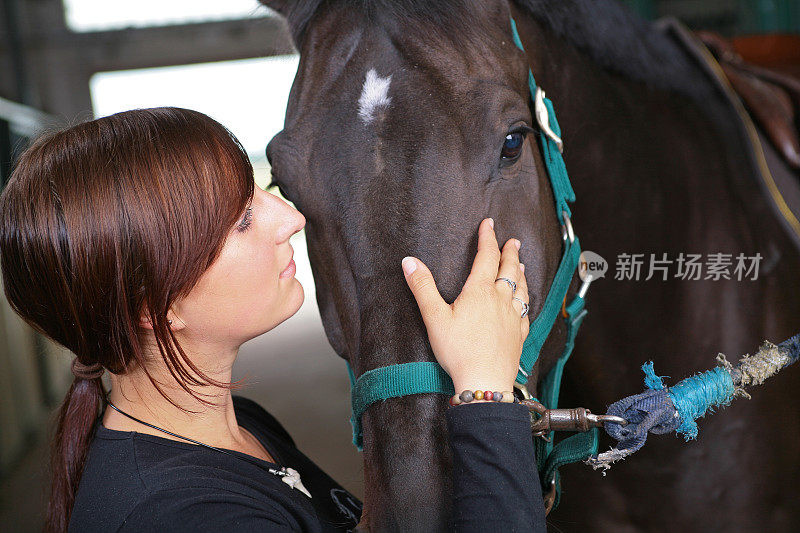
(515, 0, 708, 98)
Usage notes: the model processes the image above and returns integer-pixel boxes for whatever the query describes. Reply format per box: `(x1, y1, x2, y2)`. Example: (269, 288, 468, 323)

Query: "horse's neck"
(513, 8, 770, 255)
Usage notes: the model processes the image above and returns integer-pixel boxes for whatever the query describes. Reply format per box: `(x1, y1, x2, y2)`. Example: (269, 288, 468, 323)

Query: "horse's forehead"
(295, 8, 517, 104)
(277, 10, 529, 184)
(289, 37, 521, 139)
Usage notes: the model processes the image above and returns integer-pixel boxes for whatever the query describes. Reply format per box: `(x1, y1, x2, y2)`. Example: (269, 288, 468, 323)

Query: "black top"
(69, 396, 545, 531)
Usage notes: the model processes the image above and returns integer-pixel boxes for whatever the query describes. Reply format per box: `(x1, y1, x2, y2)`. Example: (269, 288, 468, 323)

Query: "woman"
(0, 107, 545, 532)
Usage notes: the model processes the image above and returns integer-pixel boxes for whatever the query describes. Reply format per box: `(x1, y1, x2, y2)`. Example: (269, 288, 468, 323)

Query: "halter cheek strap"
(344, 21, 594, 507)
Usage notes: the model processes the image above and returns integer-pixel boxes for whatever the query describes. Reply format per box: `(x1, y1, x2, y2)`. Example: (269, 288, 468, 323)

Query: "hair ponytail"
(47, 371, 105, 532)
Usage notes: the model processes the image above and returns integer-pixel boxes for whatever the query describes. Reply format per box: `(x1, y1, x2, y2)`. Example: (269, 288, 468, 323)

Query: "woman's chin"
(290, 279, 304, 310)
(242, 284, 305, 343)
(278, 279, 305, 320)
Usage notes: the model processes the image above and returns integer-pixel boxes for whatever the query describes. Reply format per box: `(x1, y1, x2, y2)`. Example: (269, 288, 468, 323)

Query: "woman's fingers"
(494, 238, 522, 295)
(517, 263, 531, 338)
(402, 256, 450, 326)
(467, 218, 502, 284)
(516, 263, 529, 303)
(411, 221, 532, 394)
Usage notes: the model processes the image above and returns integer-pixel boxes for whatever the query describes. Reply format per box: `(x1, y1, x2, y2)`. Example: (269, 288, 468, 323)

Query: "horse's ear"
(258, 0, 291, 16)
(258, 0, 320, 47)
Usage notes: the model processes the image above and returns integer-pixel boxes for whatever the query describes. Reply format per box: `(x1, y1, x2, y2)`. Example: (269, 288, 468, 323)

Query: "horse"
(260, 0, 800, 530)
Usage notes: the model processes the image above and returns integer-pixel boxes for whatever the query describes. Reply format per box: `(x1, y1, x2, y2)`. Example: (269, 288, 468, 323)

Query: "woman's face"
(171, 185, 306, 349)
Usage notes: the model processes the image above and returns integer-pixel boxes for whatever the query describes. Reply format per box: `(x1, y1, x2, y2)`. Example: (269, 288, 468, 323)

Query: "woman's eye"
(501, 131, 526, 161)
(236, 207, 253, 233)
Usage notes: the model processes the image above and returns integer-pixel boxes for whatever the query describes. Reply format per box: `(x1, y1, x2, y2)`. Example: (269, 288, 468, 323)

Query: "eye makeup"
(236, 206, 253, 233)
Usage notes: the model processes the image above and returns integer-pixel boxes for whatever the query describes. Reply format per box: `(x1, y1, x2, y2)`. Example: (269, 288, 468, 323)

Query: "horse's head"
(261, 0, 564, 528)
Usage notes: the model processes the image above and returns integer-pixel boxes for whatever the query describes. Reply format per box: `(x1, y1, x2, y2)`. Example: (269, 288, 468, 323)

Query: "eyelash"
(236, 207, 253, 233)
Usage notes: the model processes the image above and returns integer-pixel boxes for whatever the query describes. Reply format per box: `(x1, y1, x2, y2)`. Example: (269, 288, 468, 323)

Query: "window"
(62, 0, 272, 33)
(90, 55, 299, 189)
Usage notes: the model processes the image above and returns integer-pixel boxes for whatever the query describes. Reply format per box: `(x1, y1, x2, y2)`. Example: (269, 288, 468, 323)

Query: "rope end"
(642, 361, 668, 390)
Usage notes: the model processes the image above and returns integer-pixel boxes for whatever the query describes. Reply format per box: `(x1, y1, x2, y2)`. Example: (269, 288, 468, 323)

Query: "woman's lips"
(279, 258, 296, 279)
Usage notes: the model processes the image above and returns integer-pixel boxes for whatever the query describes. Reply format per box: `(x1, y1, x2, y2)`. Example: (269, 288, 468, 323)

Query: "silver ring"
(512, 296, 530, 318)
(495, 277, 516, 294)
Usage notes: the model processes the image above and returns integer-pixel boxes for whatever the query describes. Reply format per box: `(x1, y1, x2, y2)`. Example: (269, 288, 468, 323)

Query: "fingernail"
(514, 239, 521, 250)
(487, 218, 494, 229)
(520, 263, 525, 272)
(402, 256, 417, 275)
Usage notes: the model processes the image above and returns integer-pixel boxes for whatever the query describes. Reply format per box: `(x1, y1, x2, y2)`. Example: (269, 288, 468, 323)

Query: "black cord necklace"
(105, 396, 312, 498)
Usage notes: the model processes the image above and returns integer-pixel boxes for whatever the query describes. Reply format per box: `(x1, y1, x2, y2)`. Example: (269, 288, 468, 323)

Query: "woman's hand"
(401, 218, 530, 398)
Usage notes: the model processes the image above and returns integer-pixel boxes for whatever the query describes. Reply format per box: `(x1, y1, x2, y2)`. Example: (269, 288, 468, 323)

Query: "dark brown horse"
(261, 0, 800, 530)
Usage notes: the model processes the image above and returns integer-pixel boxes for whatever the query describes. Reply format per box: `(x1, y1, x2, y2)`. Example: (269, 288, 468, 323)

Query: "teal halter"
(344, 20, 595, 505)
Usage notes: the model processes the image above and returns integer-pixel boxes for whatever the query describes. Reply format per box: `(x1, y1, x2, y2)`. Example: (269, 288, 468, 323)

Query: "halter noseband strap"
(345, 16, 588, 452)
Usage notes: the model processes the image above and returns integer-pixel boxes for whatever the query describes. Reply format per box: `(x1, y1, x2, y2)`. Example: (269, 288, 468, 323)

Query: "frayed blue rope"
(590, 363, 735, 468)
(634, 363, 735, 441)
(669, 367, 734, 440)
(781, 333, 800, 368)
(642, 361, 667, 390)
(590, 333, 800, 470)
(601, 388, 679, 457)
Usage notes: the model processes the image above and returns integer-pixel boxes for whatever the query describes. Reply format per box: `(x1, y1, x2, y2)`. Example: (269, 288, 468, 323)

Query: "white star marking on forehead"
(358, 68, 392, 124)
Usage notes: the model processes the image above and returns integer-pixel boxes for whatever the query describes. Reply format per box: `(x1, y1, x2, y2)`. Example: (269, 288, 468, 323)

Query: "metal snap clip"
(521, 399, 627, 437)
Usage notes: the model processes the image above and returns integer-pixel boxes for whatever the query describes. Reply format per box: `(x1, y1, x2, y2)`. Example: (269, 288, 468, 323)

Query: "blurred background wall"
(0, 0, 798, 531)
(624, 0, 800, 34)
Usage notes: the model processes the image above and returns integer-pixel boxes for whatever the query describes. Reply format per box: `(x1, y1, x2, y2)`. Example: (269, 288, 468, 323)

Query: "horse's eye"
(501, 131, 525, 161)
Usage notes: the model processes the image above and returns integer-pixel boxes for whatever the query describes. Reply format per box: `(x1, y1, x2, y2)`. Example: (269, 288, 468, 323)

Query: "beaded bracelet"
(448, 389, 518, 407)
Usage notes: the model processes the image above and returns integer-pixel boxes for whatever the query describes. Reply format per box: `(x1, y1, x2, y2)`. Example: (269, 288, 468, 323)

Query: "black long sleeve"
(446, 401, 546, 532)
(70, 396, 545, 531)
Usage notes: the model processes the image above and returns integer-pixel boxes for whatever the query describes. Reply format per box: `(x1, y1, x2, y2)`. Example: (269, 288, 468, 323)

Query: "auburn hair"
(0, 107, 255, 532)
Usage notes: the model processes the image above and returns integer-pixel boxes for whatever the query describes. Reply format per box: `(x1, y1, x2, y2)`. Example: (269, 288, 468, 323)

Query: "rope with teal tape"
(587, 332, 800, 470)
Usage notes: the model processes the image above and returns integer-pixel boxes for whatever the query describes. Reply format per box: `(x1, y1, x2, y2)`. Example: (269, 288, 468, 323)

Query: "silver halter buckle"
(561, 211, 575, 243)
(534, 87, 564, 153)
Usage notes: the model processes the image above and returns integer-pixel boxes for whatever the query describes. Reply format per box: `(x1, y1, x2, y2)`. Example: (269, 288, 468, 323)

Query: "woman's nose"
(291, 208, 306, 235)
(274, 196, 306, 243)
